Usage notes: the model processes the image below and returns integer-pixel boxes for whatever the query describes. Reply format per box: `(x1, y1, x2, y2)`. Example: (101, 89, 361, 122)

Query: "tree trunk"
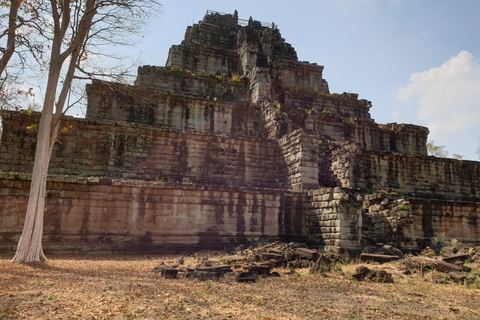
(11, 102, 59, 263)
(11, 0, 94, 263)
(11, 60, 63, 263)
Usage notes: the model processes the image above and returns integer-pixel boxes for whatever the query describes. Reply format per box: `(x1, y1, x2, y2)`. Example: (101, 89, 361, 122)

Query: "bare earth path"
(0, 254, 479, 319)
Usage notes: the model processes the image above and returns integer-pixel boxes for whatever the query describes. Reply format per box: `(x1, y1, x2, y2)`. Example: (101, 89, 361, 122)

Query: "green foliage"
(397, 205, 411, 211)
(343, 201, 362, 214)
(321, 110, 330, 115)
(451, 238, 460, 249)
(477, 137, 480, 160)
(427, 140, 448, 157)
(343, 118, 353, 125)
(46, 294, 57, 301)
(431, 232, 445, 245)
(370, 188, 380, 194)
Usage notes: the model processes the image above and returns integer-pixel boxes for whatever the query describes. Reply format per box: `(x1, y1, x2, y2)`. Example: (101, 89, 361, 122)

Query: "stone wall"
(361, 193, 416, 248)
(361, 193, 480, 249)
(0, 174, 308, 254)
(0, 111, 282, 188)
(133, 67, 249, 100)
(273, 61, 330, 96)
(260, 99, 428, 156)
(306, 188, 363, 250)
(277, 130, 319, 190)
(331, 148, 480, 201)
(307, 117, 428, 156)
(86, 80, 263, 138)
(290, 92, 370, 120)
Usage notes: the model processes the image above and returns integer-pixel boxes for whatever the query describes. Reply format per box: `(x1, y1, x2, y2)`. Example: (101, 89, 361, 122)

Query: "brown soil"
(0, 253, 479, 320)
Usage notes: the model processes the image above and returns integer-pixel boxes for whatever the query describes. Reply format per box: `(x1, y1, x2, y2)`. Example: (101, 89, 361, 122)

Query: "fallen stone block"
(310, 254, 343, 273)
(351, 266, 393, 283)
(187, 271, 221, 282)
(360, 253, 401, 263)
(248, 264, 270, 276)
(236, 271, 258, 283)
(261, 253, 284, 262)
(152, 268, 178, 279)
(445, 271, 467, 284)
(221, 255, 244, 264)
(406, 257, 464, 273)
(292, 248, 319, 261)
(196, 265, 232, 274)
(442, 254, 469, 264)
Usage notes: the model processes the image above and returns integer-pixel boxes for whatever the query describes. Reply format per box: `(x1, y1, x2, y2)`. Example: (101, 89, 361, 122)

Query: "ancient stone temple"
(1, 10, 479, 254)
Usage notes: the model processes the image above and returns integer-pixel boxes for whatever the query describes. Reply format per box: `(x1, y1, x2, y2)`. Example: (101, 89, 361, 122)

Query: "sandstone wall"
(0, 112, 282, 188)
(408, 199, 480, 246)
(331, 149, 480, 201)
(261, 100, 427, 156)
(86, 80, 263, 138)
(274, 61, 329, 95)
(0, 174, 308, 254)
(277, 130, 319, 190)
(290, 92, 370, 120)
(133, 67, 249, 100)
(361, 193, 480, 249)
(307, 117, 428, 156)
(166, 18, 242, 76)
(306, 188, 363, 249)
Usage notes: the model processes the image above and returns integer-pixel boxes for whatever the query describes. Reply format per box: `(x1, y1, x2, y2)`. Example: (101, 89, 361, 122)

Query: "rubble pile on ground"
(151, 240, 480, 288)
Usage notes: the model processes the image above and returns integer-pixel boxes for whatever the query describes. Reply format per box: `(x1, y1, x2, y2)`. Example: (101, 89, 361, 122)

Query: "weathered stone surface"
(442, 254, 469, 264)
(236, 271, 258, 283)
(351, 266, 393, 283)
(405, 257, 464, 273)
(187, 271, 221, 282)
(1, 10, 480, 255)
(360, 253, 401, 263)
(247, 264, 270, 276)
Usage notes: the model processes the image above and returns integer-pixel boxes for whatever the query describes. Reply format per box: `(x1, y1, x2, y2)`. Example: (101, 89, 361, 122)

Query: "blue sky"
(123, 0, 480, 160)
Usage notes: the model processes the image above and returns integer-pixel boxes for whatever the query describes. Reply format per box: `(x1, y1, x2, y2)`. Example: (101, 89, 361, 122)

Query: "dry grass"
(0, 253, 479, 319)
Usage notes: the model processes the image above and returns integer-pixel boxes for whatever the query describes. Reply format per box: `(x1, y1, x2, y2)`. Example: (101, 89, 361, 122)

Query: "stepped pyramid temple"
(1, 11, 480, 254)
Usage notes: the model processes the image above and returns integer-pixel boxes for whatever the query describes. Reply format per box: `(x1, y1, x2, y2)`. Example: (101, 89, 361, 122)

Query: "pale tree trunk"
(12, 0, 97, 263)
(11, 63, 63, 263)
(11, 131, 57, 262)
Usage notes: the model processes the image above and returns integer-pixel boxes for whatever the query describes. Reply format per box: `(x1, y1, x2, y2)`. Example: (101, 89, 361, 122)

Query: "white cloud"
(398, 51, 480, 159)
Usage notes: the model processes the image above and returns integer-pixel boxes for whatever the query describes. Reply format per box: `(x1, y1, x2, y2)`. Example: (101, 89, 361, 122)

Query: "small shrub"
(230, 74, 240, 82)
(450, 238, 460, 249)
(431, 232, 445, 245)
(321, 110, 330, 115)
(397, 205, 411, 211)
(343, 118, 353, 125)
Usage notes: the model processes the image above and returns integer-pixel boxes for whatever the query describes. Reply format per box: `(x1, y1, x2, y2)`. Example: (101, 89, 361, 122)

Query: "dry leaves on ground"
(0, 254, 479, 319)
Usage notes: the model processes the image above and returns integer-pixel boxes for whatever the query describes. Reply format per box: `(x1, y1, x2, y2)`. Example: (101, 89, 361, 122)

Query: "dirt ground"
(0, 253, 479, 320)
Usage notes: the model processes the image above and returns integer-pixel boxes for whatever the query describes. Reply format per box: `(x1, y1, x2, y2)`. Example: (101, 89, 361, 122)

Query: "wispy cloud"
(398, 51, 480, 156)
